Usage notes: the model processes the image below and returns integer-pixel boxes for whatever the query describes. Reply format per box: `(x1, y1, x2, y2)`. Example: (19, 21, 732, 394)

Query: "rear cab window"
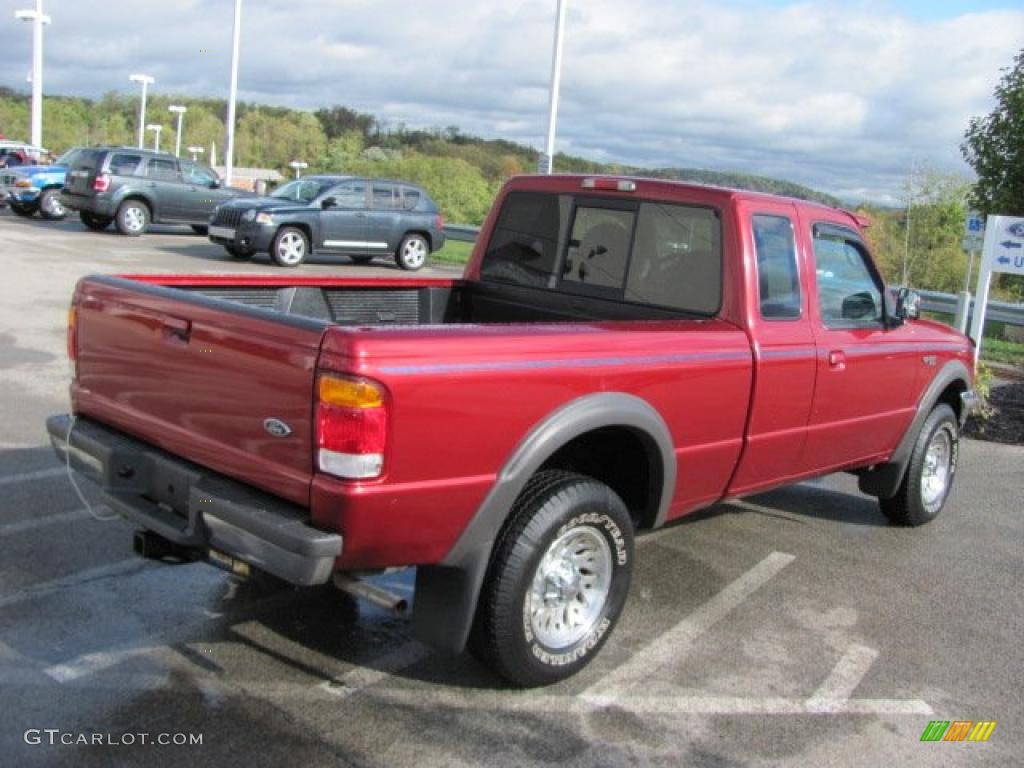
(481, 191, 721, 314)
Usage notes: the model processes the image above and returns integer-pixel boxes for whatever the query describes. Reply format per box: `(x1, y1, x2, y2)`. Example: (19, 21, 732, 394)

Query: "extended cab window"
(813, 225, 883, 329)
(754, 215, 801, 319)
(481, 191, 721, 313)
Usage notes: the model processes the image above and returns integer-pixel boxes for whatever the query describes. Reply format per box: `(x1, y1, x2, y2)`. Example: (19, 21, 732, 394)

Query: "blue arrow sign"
(998, 255, 1012, 265)
(1000, 240, 1022, 249)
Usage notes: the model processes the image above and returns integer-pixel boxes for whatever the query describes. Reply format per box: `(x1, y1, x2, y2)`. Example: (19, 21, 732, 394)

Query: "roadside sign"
(962, 211, 985, 252)
(969, 215, 1024, 364)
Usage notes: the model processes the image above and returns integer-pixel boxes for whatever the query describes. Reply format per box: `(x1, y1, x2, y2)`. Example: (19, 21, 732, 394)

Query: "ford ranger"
(47, 174, 979, 687)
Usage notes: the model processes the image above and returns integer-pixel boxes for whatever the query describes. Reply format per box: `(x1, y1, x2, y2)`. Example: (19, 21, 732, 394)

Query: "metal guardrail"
(917, 290, 1024, 328)
(440, 224, 1024, 328)
(443, 224, 481, 243)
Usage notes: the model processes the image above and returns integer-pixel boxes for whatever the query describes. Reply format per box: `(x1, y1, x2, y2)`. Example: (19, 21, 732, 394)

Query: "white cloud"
(1, 0, 1020, 202)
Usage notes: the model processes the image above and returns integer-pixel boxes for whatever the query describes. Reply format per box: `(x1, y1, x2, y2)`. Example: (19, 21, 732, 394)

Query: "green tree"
(961, 49, 1024, 216)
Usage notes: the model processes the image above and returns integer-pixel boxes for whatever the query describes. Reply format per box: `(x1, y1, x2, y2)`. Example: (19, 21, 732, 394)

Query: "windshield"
(271, 179, 330, 203)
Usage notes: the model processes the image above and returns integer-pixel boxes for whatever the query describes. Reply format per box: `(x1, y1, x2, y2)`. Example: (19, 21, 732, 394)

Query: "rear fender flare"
(412, 392, 675, 653)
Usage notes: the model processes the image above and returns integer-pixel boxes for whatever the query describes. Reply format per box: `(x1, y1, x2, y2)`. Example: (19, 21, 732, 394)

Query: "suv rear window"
(481, 191, 722, 314)
(108, 153, 143, 176)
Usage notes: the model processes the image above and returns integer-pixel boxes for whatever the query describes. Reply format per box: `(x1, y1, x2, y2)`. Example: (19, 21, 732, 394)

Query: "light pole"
(14, 0, 51, 149)
(224, 0, 243, 186)
(542, 0, 568, 174)
(187, 145, 205, 162)
(129, 73, 155, 149)
(146, 124, 162, 152)
(168, 105, 187, 157)
(289, 161, 307, 179)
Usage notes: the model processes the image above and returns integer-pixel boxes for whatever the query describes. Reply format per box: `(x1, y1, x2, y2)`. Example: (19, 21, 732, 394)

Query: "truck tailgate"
(70, 275, 327, 506)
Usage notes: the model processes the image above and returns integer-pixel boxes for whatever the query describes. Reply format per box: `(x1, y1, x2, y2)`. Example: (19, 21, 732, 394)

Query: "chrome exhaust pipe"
(332, 573, 408, 615)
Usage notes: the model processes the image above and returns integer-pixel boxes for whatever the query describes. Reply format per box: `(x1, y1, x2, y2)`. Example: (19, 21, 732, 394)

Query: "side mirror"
(321, 197, 336, 209)
(210, 179, 221, 189)
(894, 287, 921, 321)
(841, 291, 877, 320)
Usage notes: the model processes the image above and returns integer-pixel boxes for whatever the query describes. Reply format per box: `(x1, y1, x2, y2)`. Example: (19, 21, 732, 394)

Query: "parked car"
(209, 175, 445, 269)
(1, 147, 85, 220)
(0, 140, 47, 172)
(60, 146, 254, 235)
(47, 174, 978, 687)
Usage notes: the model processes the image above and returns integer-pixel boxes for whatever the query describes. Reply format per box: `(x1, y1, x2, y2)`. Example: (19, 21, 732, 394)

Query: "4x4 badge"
(922, 355, 937, 367)
(263, 418, 292, 438)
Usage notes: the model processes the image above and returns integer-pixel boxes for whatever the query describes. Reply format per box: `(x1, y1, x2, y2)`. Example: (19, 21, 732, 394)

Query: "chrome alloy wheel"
(526, 526, 612, 650)
(400, 237, 427, 269)
(920, 428, 952, 512)
(42, 192, 65, 218)
(276, 231, 307, 265)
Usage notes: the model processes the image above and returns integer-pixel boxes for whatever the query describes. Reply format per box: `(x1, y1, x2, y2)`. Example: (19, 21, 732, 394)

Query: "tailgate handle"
(162, 316, 192, 342)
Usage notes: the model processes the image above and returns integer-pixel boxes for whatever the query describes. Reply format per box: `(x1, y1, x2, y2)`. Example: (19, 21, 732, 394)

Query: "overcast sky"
(2, 0, 1021, 203)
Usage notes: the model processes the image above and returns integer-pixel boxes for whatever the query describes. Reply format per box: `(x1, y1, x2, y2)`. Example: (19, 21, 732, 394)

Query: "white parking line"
(0, 558, 148, 610)
(0, 507, 95, 537)
(585, 551, 796, 695)
(0, 467, 64, 486)
(804, 643, 879, 712)
(319, 640, 430, 699)
(44, 646, 162, 683)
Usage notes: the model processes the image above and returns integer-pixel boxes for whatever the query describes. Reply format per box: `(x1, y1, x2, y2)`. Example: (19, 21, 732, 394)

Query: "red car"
(48, 174, 978, 686)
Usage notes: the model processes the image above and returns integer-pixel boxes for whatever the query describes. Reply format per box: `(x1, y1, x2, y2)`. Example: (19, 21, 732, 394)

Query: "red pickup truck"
(48, 174, 978, 686)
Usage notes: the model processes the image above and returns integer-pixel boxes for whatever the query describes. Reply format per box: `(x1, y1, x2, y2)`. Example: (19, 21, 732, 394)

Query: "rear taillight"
(316, 374, 388, 479)
(92, 173, 111, 193)
(435, 213, 445, 231)
(66, 306, 78, 362)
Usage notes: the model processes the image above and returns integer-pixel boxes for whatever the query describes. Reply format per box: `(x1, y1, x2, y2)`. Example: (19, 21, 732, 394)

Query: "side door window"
(181, 161, 218, 187)
(329, 181, 367, 209)
(144, 157, 180, 182)
(812, 226, 884, 329)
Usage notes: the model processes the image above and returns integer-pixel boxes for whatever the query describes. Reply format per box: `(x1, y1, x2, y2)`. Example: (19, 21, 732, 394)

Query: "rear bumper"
(46, 414, 342, 586)
(60, 192, 115, 217)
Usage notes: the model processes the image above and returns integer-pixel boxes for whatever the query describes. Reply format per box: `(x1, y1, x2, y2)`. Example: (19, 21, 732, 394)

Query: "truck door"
(728, 204, 818, 495)
(799, 220, 920, 472)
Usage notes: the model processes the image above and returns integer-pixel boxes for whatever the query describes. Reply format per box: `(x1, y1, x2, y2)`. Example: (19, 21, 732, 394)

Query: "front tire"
(395, 233, 429, 271)
(470, 471, 634, 687)
(81, 212, 112, 231)
(39, 189, 67, 220)
(879, 404, 959, 526)
(271, 226, 309, 267)
(115, 200, 150, 236)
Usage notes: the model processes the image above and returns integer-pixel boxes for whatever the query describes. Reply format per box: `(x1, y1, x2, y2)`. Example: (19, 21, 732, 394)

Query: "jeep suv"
(60, 147, 254, 235)
(209, 175, 445, 269)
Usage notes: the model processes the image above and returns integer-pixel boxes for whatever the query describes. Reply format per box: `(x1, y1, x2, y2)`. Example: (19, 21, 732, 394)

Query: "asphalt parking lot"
(0, 209, 1020, 767)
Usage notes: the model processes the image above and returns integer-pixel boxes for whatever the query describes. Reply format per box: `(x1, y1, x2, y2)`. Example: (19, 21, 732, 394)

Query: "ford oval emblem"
(1007, 221, 1024, 238)
(263, 418, 292, 438)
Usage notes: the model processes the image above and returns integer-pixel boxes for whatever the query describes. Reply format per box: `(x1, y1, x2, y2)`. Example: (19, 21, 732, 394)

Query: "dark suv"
(60, 147, 254, 236)
(209, 175, 446, 269)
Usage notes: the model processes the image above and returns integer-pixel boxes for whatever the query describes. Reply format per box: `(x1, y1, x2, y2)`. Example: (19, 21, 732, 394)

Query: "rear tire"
(115, 199, 150, 236)
(879, 404, 958, 526)
(395, 233, 429, 271)
(271, 226, 309, 267)
(39, 189, 67, 220)
(469, 470, 634, 687)
(9, 202, 35, 218)
(81, 212, 112, 231)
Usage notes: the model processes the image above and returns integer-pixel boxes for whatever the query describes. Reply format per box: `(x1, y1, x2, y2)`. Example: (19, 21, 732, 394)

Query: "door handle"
(828, 350, 846, 369)
(162, 316, 192, 343)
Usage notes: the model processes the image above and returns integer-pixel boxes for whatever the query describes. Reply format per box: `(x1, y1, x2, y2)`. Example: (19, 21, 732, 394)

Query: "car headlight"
(255, 212, 274, 226)
(242, 209, 256, 222)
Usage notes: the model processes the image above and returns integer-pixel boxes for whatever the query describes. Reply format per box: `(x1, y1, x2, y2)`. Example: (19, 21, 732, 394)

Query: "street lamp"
(224, 0, 243, 185)
(168, 105, 187, 157)
(289, 161, 307, 179)
(187, 145, 205, 162)
(129, 73, 155, 149)
(146, 124, 162, 152)
(14, 0, 51, 149)
(541, 0, 568, 175)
